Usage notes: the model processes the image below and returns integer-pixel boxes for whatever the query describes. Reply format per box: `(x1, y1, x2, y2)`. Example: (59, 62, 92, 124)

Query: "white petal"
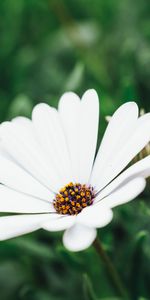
(42, 215, 76, 232)
(0, 155, 54, 201)
(77, 206, 113, 228)
(0, 120, 60, 193)
(91, 109, 150, 192)
(79, 89, 99, 183)
(12, 116, 34, 126)
(32, 103, 72, 185)
(90, 102, 139, 189)
(63, 224, 96, 252)
(96, 177, 146, 209)
(59, 89, 99, 183)
(59, 92, 80, 182)
(0, 214, 52, 240)
(101, 114, 150, 189)
(0, 185, 55, 213)
(97, 155, 150, 200)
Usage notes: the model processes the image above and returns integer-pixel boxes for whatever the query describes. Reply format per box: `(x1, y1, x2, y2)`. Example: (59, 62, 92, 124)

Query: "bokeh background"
(0, 0, 150, 299)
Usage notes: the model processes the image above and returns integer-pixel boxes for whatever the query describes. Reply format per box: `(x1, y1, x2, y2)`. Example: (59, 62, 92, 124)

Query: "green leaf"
(65, 62, 84, 91)
(83, 273, 98, 300)
(7, 94, 33, 119)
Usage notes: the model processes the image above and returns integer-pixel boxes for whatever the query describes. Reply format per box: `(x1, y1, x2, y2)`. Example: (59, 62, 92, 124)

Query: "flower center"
(53, 182, 95, 215)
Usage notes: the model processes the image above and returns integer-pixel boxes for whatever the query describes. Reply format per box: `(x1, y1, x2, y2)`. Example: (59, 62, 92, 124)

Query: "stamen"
(53, 183, 95, 215)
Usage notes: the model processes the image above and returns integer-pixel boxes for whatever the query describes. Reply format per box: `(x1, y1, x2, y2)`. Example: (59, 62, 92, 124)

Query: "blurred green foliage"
(0, 0, 150, 299)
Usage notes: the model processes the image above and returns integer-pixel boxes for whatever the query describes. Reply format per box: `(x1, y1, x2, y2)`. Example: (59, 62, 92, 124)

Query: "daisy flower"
(0, 89, 150, 252)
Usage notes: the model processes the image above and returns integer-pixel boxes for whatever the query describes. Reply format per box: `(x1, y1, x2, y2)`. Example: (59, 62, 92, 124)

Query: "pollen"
(53, 182, 95, 215)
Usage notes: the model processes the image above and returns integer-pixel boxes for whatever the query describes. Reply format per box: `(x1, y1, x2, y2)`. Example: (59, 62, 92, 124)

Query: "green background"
(0, 0, 150, 299)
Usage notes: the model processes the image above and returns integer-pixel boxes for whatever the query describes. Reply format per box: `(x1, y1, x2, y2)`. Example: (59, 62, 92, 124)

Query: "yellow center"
(53, 182, 95, 215)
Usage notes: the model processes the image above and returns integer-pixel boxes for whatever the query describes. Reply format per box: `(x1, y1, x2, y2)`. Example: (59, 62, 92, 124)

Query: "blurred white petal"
(63, 224, 96, 252)
(0, 185, 55, 213)
(77, 205, 113, 228)
(0, 214, 52, 241)
(42, 215, 76, 232)
(96, 177, 146, 208)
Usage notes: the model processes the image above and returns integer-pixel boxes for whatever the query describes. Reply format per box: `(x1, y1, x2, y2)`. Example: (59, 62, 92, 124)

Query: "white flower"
(0, 89, 150, 252)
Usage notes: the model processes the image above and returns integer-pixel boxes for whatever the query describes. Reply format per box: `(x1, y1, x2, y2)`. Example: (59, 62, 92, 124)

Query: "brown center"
(53, 182, 95, 215)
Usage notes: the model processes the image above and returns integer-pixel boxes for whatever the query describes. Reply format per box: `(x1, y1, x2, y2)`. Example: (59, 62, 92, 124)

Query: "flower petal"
(77, 206, 113, 228)
(97, 155, 150, 200)
(0, 155, 54, 201)
(0, 120, 60, 193)
(96, 177, 146, 209)
(59, 92, 80, 182)
(42, 215, 76, 232)
(0, 214, 52, 241)
(0, 186, 55, 213)
(90, 102, 138, 189)
(79, 89, 99, 183)
(63, 224, 96, 252)
(32, 103, 72, 185)
(59, 89, 99, 184)
(91, 109, 150, 192)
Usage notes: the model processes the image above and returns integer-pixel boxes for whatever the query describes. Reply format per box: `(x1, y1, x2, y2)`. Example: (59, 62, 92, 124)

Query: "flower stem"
(93, 237, 129, 299)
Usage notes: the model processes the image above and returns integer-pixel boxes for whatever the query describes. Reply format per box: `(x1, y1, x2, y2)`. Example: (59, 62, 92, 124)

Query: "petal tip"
(63, 224, 97, 252)
(82, 89, 99, 100)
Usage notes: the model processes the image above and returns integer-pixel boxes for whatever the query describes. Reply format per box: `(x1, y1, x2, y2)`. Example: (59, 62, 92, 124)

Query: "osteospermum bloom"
(0, 90, 150, 252)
